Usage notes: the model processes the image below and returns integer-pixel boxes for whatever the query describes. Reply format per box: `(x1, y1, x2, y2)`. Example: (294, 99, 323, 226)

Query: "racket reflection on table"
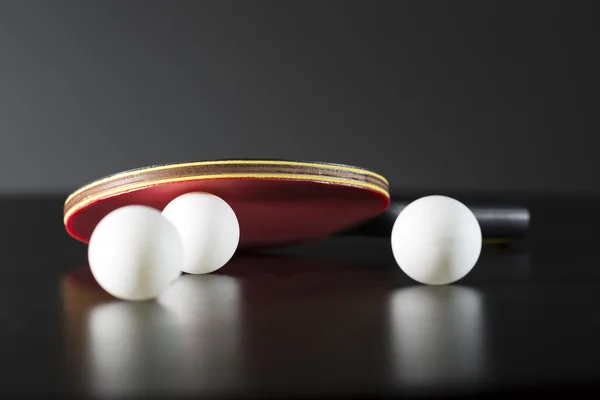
(60, 256, 492, 397)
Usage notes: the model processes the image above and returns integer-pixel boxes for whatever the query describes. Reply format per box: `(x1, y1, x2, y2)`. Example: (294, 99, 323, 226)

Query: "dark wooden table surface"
(2, 195, 600, 398)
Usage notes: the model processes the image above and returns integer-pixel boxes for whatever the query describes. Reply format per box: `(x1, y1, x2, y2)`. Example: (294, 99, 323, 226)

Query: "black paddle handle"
(342, 197, 530, 241)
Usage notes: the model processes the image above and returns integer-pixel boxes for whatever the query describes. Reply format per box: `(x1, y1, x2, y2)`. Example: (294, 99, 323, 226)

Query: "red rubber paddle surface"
(65, 178, 390, 250)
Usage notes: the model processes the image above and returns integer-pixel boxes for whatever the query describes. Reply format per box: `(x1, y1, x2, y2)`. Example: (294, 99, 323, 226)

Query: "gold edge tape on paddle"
(63, 173, 390, 226)
(64, 160, 389, 205)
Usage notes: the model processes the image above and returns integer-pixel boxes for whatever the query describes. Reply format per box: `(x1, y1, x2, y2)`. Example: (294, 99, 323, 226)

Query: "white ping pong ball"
(391, 195, 482, 285)
(162, 192, 240, 274)
(88, 205, 184, 301)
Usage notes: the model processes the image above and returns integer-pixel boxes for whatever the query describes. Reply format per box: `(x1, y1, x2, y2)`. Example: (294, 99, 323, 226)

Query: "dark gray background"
(1, 1, 597, 195)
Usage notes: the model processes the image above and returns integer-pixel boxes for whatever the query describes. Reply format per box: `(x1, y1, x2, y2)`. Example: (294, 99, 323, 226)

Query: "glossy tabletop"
(2, 195, 600, 398)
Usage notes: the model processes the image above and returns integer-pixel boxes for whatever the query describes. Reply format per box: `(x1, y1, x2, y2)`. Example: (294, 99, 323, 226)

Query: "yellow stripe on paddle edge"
(64, 160, 390, 205)
(63, 172, 391, 225)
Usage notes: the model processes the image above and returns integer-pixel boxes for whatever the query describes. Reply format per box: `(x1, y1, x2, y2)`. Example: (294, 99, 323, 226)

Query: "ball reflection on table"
(388, 285, 487, 389)
(61, 267, 243, 397)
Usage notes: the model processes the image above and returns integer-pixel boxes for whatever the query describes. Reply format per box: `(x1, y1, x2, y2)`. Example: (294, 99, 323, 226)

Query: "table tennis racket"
(63, 159, 529, 249)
